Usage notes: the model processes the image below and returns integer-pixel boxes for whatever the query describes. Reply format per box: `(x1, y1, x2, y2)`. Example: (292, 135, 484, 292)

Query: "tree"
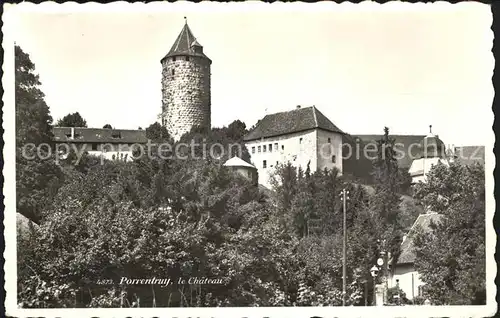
(145, 122, 170, 143)
(15, 45, 53, 146)
(413, 162, 485, 305)
(15, 45, 63, 223)
(55, 112, 87, 127)
(370, 127, 406, 261)
(103, 124, 113, 129)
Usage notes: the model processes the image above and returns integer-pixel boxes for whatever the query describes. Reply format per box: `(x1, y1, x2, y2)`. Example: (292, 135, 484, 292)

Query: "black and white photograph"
(2, 1, 496, 317)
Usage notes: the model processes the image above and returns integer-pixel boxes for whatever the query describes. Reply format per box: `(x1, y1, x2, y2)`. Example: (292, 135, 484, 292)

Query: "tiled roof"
(353, 134, 426, 169)
(53, 127, 148, 144)
(224, 156, 256, 169)
(243, 106, 345, 141)
(397, 213, 444, 265)
(162, 22, 210, 62)
(454, 146, 485, 166)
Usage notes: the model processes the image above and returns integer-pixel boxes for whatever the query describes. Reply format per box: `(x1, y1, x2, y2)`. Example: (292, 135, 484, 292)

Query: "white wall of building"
(409, 157, 449, 183)
(245, 129, 318, 189)
(389, 264, 423, 300)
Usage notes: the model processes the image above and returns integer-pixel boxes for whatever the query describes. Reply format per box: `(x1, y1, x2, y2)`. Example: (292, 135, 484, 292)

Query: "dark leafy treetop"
(55, 112, 88, 128)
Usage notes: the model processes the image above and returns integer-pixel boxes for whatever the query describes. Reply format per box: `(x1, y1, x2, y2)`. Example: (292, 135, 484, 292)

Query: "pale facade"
(408, 129, 448, 184)
(245, 128, 343, 189)
(243, 106, 345, 189)
(409, 157, 449, 183)
(389, 256, 424, 300)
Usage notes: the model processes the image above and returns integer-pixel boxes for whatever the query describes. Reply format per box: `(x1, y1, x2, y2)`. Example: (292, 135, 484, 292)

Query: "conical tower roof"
(161, 19, 211, 63)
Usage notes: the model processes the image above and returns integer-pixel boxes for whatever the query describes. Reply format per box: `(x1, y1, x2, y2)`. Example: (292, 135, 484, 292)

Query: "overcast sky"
(7, 2, 493, 147)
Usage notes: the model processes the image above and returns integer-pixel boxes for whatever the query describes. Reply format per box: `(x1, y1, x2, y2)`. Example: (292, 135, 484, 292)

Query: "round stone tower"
(160, 19, 212, 141)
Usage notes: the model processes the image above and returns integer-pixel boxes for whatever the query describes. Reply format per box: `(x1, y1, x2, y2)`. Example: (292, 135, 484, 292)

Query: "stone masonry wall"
(161, 55, 211, 141)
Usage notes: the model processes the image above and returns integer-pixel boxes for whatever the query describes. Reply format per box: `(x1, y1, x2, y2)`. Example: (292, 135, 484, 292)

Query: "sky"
(7, 2, 493, 147)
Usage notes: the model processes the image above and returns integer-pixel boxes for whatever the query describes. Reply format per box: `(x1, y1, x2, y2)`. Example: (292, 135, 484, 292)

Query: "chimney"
(296, 105, 301, 109)
(71, 127, 75, 139)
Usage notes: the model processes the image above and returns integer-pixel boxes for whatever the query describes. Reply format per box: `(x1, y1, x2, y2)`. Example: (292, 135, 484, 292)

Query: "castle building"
(243, 105, 345, 189)
(52, 127, 147, 161)
(160, 20, 212, 141)
(408, 126, 449, 184)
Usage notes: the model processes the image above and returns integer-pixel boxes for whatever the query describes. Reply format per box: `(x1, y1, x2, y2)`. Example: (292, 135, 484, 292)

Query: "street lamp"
(370, 265, 379, 306)
(339, 189, 349, 306)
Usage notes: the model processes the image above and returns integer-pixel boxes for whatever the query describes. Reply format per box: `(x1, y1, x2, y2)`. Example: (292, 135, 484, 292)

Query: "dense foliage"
(55, 112, 88, 127)
(412, 162, 486, 305)
(15, 45, 64, 223)
(16, 45, 485, 308)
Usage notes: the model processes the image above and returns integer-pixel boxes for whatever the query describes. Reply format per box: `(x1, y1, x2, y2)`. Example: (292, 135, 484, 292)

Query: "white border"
(2, 2, 496, 317)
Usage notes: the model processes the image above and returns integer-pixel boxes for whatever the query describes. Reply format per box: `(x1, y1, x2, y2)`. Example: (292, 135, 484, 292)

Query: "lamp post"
(370, 265, 379, 306)
(339, 189, 349, 306)
(370, 239, 388, 306)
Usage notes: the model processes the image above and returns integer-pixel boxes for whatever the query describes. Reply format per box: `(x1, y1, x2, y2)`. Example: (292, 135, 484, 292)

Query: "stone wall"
(316, 129, 343, 173)
(161, 55, 211, 141)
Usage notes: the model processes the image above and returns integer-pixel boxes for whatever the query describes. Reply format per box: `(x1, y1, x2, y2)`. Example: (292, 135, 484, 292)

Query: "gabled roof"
(397, 212, 444, 265)
(223, 156, 256, 169)
(243, 106, 345, 141)
(53, 127, 148, 144)
(354, 134, 426, 169)
(161, 21, 210, 62)
(454, 146, 485, 166)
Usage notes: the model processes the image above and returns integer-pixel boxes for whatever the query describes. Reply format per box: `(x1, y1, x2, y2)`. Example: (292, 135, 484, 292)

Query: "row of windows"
(251, 143, 282, 154)
(261, 155, 336, 169)
(251, 137, 334, 154)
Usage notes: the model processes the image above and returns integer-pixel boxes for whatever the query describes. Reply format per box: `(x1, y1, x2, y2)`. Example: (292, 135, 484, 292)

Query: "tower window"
(172, 69, 175, 75)
(269, 144, 273, 152)
(331, 155, 336, 163)
(251, 146, 255, 154)
(263, 160, 267, 168)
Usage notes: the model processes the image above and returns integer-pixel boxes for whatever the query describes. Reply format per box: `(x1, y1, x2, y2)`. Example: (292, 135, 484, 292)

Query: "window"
(173, 57, 176, 61)
(263, 145, 266, 152)
(274, 143, 278, 151)
(251, 146, 255, 154)
(328, 137, 331, 143)
(299, 138, 303, 144)
(263, 160, 267, 168)
(331, 155, 336, 163)
(91, 143, 98, 151)
(282, 145, 285, 151)
(258, 146, 261, 153)
(276, 161, 279, 167)
(186, 56, 190, 61)
(247, 171, 251, 178)
(172, 69, 175, 75)
(269, 144, 273, 152)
